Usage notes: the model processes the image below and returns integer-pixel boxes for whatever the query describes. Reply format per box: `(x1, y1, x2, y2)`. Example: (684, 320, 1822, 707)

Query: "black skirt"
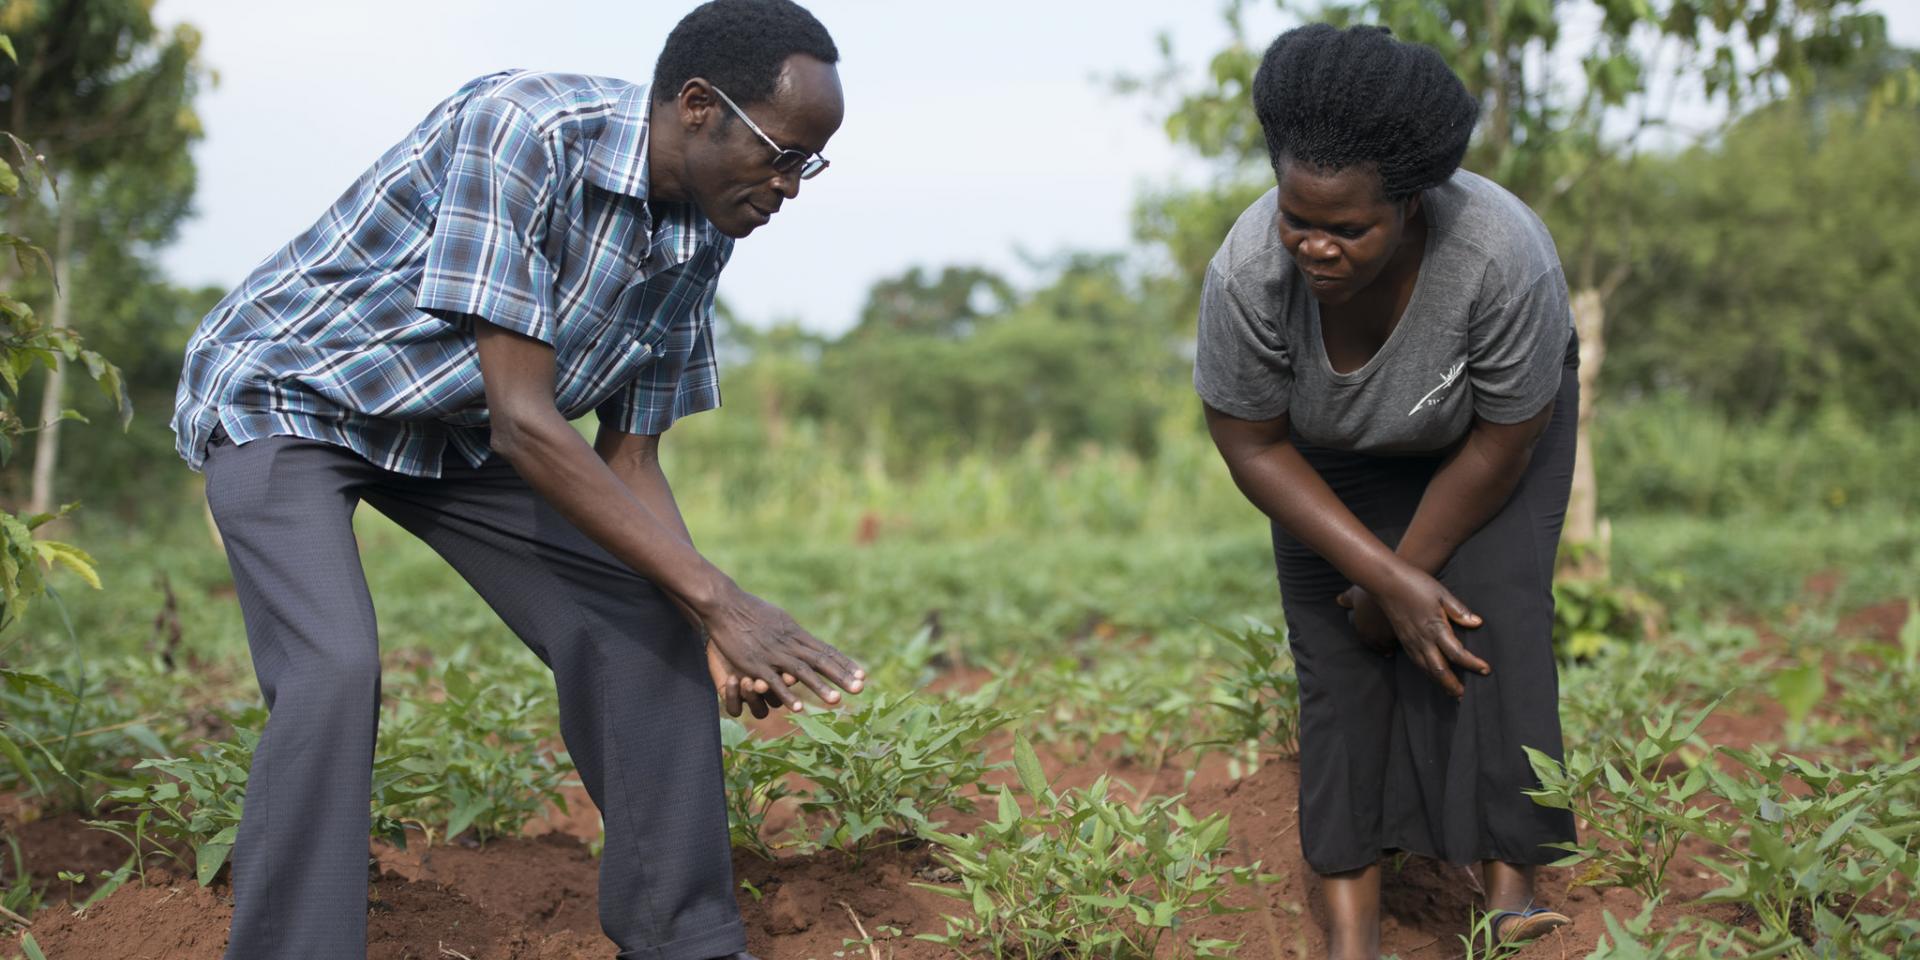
(1272, 347, 1580, 875)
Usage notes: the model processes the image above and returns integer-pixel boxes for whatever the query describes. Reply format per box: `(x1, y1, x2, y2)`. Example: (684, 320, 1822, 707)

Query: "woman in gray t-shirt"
(1194, 24, 1579, 956)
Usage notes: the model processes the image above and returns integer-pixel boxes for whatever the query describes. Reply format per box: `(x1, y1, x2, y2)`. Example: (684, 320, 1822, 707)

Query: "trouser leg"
(204, 436, 384, 960)
(362, 458, 745, 960)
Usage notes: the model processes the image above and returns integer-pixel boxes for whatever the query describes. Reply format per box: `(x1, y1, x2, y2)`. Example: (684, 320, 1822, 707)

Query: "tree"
(0, 27, 130, 808)
(853, 265, 1016, 340)
(1130, 0, 1898, 566)
(0, 0, 206, 513)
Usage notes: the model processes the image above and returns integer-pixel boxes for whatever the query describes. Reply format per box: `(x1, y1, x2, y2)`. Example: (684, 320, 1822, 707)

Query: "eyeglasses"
(708, 83, 830, 180)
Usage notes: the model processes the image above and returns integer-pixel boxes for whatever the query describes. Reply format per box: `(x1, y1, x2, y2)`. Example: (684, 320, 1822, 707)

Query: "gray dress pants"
(202, 432, 745, 960)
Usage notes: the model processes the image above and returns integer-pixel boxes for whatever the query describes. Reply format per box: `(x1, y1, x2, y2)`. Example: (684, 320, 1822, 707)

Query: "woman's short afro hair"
(652, 0, 838, 106)
(1252, 23, 1478, 200)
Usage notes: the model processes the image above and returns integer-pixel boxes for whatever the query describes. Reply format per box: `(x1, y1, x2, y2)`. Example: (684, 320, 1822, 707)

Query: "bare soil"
(7, 600, 1912, 960)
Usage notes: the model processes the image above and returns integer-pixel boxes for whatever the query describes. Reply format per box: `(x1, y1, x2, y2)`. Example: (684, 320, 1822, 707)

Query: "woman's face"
(1274, 161, 1419, 307)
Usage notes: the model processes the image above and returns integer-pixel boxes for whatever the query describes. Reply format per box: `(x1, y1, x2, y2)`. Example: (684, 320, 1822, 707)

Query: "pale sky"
(154, 1, 1918, 336)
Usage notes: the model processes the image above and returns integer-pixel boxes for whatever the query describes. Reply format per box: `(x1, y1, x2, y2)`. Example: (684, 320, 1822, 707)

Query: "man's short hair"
(652, 0, 839, 106)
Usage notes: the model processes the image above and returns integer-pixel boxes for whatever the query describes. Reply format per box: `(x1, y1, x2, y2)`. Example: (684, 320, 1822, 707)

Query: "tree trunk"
(28, 201, 74, 516)
(1565, 286, 1609, 576)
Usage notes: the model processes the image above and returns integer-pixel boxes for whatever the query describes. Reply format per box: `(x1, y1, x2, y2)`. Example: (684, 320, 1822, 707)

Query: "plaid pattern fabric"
(172, 70, 733, 477)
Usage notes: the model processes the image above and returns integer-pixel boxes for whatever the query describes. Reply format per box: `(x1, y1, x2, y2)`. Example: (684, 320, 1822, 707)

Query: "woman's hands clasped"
(1337, 566, 1489, 698)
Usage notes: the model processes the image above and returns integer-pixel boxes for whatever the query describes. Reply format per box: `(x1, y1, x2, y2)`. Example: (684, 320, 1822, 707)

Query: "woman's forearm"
(1205, 406, 1412, 596)
(1396, 404, 1555, 575)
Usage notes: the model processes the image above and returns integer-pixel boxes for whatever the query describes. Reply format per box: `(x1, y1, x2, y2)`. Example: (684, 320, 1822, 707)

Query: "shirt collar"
(584, 80, 654, 199)
(584, 79, 723, 266)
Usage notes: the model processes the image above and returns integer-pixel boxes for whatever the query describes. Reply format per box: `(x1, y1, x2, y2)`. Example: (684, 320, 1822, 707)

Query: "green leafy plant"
(1016, 651, 1208, 769)
(1196, 619, 1299, 775)
(0, 655, 188, 812)
(736, 692, 1012, 861)
(91, 716, 256, 886)
(1835, 599, 1920, 763)
(93, 709, 424, 886)
(378, 664, 574, 845)
(1687, 749, 1920, 957)
(1552, 576, 1658, 661)
(1525, 700, 1723, 904)
(916, 734, 1264, 960)
(719, 716, 793, 860)
(1, 835, 42, 927)
(1457, 905, 1529, 960)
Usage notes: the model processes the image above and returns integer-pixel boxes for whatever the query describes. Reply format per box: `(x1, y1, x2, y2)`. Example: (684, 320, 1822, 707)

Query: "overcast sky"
(153, 1, 1918, 336)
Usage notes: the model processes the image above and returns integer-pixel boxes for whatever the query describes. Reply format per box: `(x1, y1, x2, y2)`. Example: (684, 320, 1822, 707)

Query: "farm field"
(3, 460, 1917, 960)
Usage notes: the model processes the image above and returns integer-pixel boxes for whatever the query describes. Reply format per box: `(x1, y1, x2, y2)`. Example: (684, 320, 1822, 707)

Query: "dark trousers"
(1273, 354, 1581, 875)
(202, 433, 745, 960)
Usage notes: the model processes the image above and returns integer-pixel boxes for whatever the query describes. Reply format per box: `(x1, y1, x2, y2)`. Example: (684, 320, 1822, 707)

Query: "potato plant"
(916, 735, 1263, 960)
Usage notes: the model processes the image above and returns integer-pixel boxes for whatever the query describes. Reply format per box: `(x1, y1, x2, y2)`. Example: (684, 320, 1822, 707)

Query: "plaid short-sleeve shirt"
(172, 69, 733, 477)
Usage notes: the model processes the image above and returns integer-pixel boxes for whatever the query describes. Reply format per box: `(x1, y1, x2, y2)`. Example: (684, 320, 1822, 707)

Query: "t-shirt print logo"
(1409, 361, 1467, 416)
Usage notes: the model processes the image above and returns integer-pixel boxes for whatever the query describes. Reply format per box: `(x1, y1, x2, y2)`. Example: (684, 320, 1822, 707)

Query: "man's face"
(675, 54, 844, 239)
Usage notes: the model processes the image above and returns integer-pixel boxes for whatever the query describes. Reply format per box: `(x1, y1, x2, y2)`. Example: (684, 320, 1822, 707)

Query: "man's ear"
(676, 78, 718, 133)
(1402, 191, 1422, 223)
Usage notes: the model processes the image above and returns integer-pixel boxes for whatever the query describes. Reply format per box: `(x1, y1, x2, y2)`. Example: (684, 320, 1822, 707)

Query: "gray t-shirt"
(1193, 169, 1573, 454)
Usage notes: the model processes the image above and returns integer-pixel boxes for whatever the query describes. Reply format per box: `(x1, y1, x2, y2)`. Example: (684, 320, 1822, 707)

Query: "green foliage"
(1593, 103, 1920, 419)
(718, 717, 792, 860)
(1688, 750, 1920, 956)
(0, 28, 136, 817)
(1196, 619, 1300, 774)
(1834, 600, 1920, 763)
(1007, 650, 1208, 772)
(916, 735, 1263, 960)
(1457, 904, 1529, 960)
(93, 714, 257, 886)
(1557, 622, 1761, 746)
(738, 693, 1013, 860)
(1552, 576, 1657, 660)
(1525, 700, 1723, 903)
(377, 663, 575, 846)
(1, 835, 41, 929)
(0, 654, 192, 812)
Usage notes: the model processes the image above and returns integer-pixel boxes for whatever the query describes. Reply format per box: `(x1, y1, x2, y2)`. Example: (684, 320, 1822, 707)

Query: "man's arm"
(594, 427, 796, 718)
(474, 319, 862, 709)
(1204, 404, 1489, 695)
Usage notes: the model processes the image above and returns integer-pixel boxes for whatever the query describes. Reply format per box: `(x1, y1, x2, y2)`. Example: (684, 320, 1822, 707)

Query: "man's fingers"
(741, 685, 770, 719)
(793, 632, 866, 693)
(782, 659, 841, 706)
(723, 677, 743, 718)
(758, 669, 804, 712)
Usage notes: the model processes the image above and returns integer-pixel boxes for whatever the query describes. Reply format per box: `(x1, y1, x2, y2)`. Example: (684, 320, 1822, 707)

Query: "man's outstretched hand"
(700, 587, 865, 717)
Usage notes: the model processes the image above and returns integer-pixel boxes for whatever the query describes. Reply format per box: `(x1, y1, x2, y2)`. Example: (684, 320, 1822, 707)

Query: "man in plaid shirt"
(170, 2, 861, 957)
